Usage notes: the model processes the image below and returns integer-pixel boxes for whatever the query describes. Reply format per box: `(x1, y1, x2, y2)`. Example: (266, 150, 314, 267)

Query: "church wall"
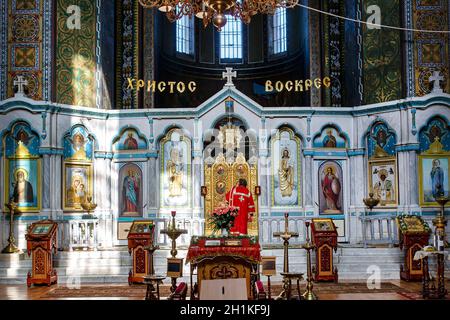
(0, 92, 449, 249)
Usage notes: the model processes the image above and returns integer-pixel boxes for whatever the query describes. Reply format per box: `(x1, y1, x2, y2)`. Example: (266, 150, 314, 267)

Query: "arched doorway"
(203, 116, 259, 237)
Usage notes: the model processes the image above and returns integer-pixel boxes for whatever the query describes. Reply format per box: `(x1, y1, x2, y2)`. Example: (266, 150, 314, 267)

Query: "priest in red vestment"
(225, 179, 255, 235)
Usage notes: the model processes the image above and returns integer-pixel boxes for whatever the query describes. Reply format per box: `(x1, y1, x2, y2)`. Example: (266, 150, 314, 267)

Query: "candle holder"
(273, 212, 299, 300)
(144, 243, 160, 276)
(2, 199, 21, 254)
(433, 196, 448, 248)
(160, 211, 188, 292)
(81, 195, 97, 219)
(363, 193, 380, 211)
(362, 193, 380, 248)
(302, 221, 317, 300)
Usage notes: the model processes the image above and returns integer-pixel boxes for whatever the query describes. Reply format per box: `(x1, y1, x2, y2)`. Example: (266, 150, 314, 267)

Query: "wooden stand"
(397, 215, 431, 281)
(127, 220, 155, 285)
(399, 232, 430, 281)
(311, 218, 338, 282)
(25, 220, 58, 287)
(421, 253, 447, 299)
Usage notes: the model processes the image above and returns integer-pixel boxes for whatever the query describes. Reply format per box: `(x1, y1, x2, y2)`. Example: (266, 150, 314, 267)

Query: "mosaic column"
(308, 0, 322, 107)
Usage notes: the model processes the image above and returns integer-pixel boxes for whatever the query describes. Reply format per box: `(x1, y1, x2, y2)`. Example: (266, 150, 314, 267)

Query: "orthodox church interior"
(0, 0, 449, 303)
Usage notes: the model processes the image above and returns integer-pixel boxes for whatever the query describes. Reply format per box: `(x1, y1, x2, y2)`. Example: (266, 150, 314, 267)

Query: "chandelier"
(138, 1, 299, 31)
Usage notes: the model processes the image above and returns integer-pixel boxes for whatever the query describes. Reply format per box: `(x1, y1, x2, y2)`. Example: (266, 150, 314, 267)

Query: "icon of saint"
(322, 166, 341, 213)
(124, 132, 139, 150)
(12, 168, 34, 204)
(323, 129, 337, 148)
(278, 148, 294, 197)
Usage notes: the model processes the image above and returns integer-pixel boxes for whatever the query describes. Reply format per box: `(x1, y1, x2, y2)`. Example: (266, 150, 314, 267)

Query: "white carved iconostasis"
(0, 86, 450, 250)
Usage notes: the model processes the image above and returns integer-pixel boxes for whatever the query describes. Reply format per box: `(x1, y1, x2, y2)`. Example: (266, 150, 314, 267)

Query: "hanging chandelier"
(138, 0, 299, 31)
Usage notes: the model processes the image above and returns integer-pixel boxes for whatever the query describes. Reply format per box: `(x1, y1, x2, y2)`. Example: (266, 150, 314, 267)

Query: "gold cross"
(238, 196, 244, 202)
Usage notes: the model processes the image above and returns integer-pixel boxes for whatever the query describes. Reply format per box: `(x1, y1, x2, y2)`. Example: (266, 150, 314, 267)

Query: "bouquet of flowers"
(210, 202, 239, 234)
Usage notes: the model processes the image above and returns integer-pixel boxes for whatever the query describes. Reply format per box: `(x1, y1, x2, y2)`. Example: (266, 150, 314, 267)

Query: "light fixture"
(138, 0, 299, 31)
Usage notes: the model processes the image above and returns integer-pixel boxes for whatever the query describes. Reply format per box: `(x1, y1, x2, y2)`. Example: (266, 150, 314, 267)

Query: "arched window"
(220, 15, 243, 61)
(176, 13, 194, 55)
(271, 8, 287, 55)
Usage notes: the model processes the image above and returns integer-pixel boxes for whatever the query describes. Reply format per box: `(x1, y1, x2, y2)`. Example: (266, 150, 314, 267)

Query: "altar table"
(186, 236, 261, 300)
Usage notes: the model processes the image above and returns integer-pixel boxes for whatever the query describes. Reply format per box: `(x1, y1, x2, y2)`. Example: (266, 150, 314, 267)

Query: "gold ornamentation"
(424, 137, 445, 155)
(15, 141, 31, 157)
(204, 154, 258, 236)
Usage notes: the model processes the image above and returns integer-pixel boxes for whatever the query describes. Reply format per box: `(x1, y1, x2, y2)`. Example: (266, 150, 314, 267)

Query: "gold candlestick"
(144, 243, 160, 276)
(302, 221, 317, 300)
(434, 196, 448, 248)
(362, 193, 380, 248)
(2, 199, 21, 254)
(273, 213, 299, 300)
(160, 211, 188, 292)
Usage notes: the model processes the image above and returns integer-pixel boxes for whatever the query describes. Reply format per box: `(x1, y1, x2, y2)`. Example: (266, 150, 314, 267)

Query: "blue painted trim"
(111, 124, 149, 150)
(365, 211, 398, 216)
(347, 149, 365, 156)
(421, 210, 450, 216)
(361, 117, 398, 150)
(1, 94, 450, 119)
(0, 118, 42, 150)
(318, 214, 345, 219)
(312, 123, 351, 147)
(12, 215, 49, 221)
(271, 212, 304, 217)
(39, 147, 64, 155)
(395, 144, 420, 152)
(94, 151, 114, 159)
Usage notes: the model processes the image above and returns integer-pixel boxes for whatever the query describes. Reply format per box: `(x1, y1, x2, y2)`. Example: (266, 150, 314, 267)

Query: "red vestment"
(226, 185, 256, 235)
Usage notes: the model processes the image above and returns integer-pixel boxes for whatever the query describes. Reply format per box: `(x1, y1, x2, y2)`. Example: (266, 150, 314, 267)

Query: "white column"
(303, 153, 314, 213)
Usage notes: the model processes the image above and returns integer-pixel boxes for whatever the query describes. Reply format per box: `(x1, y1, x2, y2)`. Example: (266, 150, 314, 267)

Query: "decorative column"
(147, 155, 158, 210)
(396, 145, 420, 213)
(303, 151, 314, 214)
(259, 118, 269, 208)
(193, 118, 203, 215)
(143, 7, 155, 108)
(308, 0, 322, 107)
(348, 149, 366, 244)
(42, 153, 51, 212)
(147, 117, 158, 212)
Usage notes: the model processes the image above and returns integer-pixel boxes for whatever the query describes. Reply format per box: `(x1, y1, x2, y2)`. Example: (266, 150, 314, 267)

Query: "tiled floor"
(0, 280, 441, 300)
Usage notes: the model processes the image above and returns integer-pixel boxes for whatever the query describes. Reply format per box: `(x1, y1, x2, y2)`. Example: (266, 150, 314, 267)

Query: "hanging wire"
(295, 3, 450, 34)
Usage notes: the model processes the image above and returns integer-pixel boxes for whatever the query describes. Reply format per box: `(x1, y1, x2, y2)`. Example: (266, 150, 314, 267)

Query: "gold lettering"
(285, 81, 293, 92)
(314, 78, 322, 89)
(168, 81, 176, 93)
(305, 79, 312, 91)
(137, 80, 145, 91)
(177, 82, 186, 93)
(265, 80, 274, 92)
(188, 81, 197, 92)
(295, 80, 304, 92)
(275, 81, 284, 92)
(158, 81, 166, 92)
(127, 78, 135, 90)
(147, 81, 156, 92)
(323, 77, 331, 88)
